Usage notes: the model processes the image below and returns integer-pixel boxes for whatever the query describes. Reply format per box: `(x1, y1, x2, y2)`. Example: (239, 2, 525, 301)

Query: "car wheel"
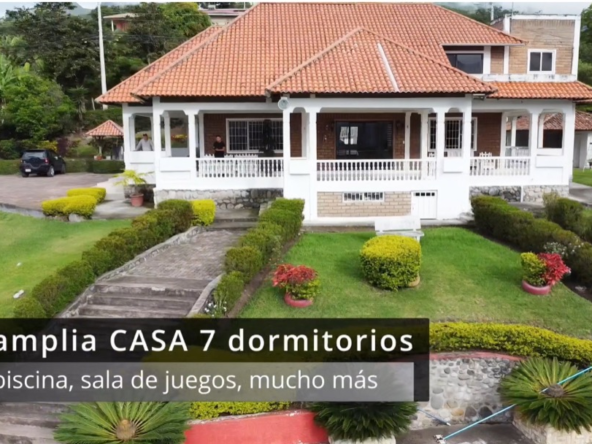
(60, 164, 66, 174)
(21, 173, 29, 178)
(47, 166, 55, 177)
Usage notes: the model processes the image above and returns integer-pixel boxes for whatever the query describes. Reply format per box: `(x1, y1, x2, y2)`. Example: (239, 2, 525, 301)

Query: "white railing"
(317, 160, 436, 182)
(470, 156, 530, 176)
(197, 158, 283, 178)
(504, 146, 530, 157)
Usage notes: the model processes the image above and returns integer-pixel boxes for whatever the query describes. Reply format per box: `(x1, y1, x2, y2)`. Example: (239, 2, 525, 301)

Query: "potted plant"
(273, 264, 319, 308)
(310, 402, 417, 444)
(520, 252, 570, 295)
(115, 170, 149, 207)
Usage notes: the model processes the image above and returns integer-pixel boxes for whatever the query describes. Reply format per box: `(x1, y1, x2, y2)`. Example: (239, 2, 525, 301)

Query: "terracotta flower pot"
(130, 193, 144, 207)
(284, 293, 313, 308)
(408, 276, 421, 288)
(522, 280, 551, 295)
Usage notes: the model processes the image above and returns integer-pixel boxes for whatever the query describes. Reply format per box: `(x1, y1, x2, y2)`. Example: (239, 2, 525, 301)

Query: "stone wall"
(317, 192, 411, 218)
(154, 189, 283, 209)
(523, 185, 569, 203)
(470, 186, 521, 202)
(411, 352, 521, 429)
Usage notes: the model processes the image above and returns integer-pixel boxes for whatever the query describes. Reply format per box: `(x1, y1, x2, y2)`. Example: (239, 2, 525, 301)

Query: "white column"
(404, 112, 411, 160)
(188, 112, 198, 178)
(435, 110, 446, 176)
(510, 116, 517, 147)
(462, 107, 472, 174)
(529, 111, 540, 176)
(129, 114, 136, 152)
(198, 112, 205, 158)
(163, 112, 172, 157)
(301, 111, 308, 158)
(538, 113, 545, 151)
(563, 105, 576, 183)
(151, 110, 162, 184)
(282, 109, 291, 171)
(499, 112, 507, 156)
(307, 108, 319, 219)
(122, 111, 132, 168)
(420, 111, 429, 177)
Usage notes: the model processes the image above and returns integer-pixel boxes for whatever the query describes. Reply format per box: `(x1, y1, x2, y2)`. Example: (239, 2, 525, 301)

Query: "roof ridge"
(265, 27, 368, 92)
(97, 25, 224, 103)
(432, 3, 525, 45)
(132, 4, 262, 98)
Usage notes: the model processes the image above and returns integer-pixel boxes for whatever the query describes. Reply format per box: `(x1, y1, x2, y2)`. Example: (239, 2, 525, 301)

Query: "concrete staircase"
(210, 207, 258, 230)
(77, 275, 210, 318)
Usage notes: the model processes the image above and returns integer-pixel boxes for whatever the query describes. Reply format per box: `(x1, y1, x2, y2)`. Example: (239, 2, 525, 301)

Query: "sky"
(0, 1, 590, 18)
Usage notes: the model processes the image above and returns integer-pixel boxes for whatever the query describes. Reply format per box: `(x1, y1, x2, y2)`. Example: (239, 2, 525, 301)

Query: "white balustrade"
(316, 159, 437, 182)
(197, 157, 283, 178)
(470, 156, 530, 176)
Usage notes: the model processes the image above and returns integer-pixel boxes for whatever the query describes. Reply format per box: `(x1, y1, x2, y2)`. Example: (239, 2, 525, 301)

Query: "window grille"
(227, 120, 283, 152)
(343, 192, 385, 203)
(429, 118, 476, 151)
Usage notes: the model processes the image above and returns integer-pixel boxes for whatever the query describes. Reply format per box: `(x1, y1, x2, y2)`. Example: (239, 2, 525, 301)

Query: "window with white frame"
(227, 119, 283, 152)
(528, 50, 555, 74)
(429, 118, 477, 151)
(343, 192, 384, 203)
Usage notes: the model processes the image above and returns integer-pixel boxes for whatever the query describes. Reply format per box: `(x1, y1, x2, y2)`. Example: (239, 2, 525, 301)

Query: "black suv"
(20, 150, 66, 177)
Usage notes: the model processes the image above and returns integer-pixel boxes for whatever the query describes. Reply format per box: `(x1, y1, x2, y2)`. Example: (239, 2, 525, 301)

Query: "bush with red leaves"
(272, 264, 320, 300)
(537, 253, 571, 286)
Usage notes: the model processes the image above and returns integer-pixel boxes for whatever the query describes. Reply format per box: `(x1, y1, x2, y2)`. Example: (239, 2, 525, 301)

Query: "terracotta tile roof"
(97, 26, 223, 103)
(489, 82, 592, 100)
(506, 111, 592, 132)
(85, 120, 124, 137)
(266, 28, 493, 95)
(122, 2, 522, 99)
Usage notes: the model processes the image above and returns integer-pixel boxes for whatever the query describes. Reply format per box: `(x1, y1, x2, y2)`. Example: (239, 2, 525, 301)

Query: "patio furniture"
(374, 215, 424, 242)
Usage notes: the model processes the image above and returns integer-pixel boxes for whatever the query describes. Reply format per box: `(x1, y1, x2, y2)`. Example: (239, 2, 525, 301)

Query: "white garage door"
(411, 191, 437, 220)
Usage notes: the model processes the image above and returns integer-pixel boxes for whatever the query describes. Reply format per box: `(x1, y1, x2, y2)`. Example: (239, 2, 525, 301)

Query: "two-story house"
(98, 3, 592, 222)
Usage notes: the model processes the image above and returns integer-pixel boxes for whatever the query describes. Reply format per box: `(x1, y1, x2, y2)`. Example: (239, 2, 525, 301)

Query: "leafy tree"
(2, 73, 75, 141)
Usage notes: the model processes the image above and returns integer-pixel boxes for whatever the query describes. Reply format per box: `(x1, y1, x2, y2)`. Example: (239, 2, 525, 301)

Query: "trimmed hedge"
(259, 207, 302, 242)
(270, 198, 305, 216)
(67, 187, 106, 203)
(431, 322, 592, 367)
(213, 271, 245, 314)
(191, 200, 216, 226)
(471, 196, 592, 287)
(16, 199, 194, 318)
(41, 195, 97, 219)
(189, 402, 290, 420)
(89, 160, 124, 174)
(238, 227, 281, 262)
(65, 159, 92, 173)
(360, 235, 422, 290)
(157, 200, 194, 233)
(224, 246, 263, 282)
(0, 159, 19, 175)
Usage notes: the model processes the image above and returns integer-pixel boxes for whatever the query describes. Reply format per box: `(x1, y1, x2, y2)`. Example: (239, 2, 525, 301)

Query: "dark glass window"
(446, 53, 483, 74)
(529, 51, 554, 72)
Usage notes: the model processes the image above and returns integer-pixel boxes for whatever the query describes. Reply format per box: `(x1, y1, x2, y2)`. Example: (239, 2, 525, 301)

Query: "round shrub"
(238, 228, 281, 262)
(224, 246, 263, 282)
(67, 187, 106, 203)
(41, 197, 70, 217)
(157, 199, 194, 233)
(360, 235, 421, 290)
(501, 357, 592, 432)
(13, 296, 47, 318)
(191, 199, 216, 226)
(310, 402, 417, 442)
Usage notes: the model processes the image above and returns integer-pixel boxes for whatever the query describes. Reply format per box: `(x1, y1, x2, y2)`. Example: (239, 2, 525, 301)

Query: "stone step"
(215, 208, 259, 222)
(209, 221, 257, 231)
(0, 422, 58, 443)
(93, 276, 209, 297)
(77, 304, 187, 318)
(87, 293, 195, 311)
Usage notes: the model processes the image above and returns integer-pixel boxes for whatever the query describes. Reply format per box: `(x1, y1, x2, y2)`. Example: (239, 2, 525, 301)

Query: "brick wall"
(490, 46, 505, 74)
(317, 192, 411, 217)
(508, 19, 575, 75)
(316, 113, 405, 160)
(203, 113, 302, 157)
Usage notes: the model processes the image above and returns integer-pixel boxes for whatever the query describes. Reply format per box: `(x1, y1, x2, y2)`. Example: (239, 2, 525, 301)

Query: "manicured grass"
(573, 169, 592, 187)
(241, 228, 592, 338)
(0, 212, 129, 318)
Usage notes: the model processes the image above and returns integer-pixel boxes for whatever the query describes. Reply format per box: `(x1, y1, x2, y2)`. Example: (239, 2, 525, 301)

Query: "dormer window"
(528, 50, 555, 74)
(444, 46, 485, 75)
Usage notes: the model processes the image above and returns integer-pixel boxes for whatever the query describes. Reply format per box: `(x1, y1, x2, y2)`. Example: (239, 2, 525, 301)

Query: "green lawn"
(0, 212, 129, 318)
(241, 228, 592, 338)
(573, 169, 592, 187)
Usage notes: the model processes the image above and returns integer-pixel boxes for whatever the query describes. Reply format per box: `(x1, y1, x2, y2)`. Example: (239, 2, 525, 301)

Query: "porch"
(122, 97, 575, 220)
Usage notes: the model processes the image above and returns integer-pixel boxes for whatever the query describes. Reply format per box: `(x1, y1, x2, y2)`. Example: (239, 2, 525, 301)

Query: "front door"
(335, 122, 393, 160)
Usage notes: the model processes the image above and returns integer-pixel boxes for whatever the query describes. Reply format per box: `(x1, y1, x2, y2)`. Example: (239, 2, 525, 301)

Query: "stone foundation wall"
(513, 416, 592, 444)
(523, 185, 569, 203)
(154, 189, 283, 209)
(410, 352, 521, 429)
(469, 186, 521, 202)
(317, 192, 411, 217)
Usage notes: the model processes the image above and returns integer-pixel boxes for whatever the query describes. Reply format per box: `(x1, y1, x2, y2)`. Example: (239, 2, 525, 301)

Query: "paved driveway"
(0, 173, 113, 210)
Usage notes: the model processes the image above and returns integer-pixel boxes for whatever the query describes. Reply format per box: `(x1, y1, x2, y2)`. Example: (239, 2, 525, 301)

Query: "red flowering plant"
(538, 253, 571, 286)
(272, 264, 320, 300)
